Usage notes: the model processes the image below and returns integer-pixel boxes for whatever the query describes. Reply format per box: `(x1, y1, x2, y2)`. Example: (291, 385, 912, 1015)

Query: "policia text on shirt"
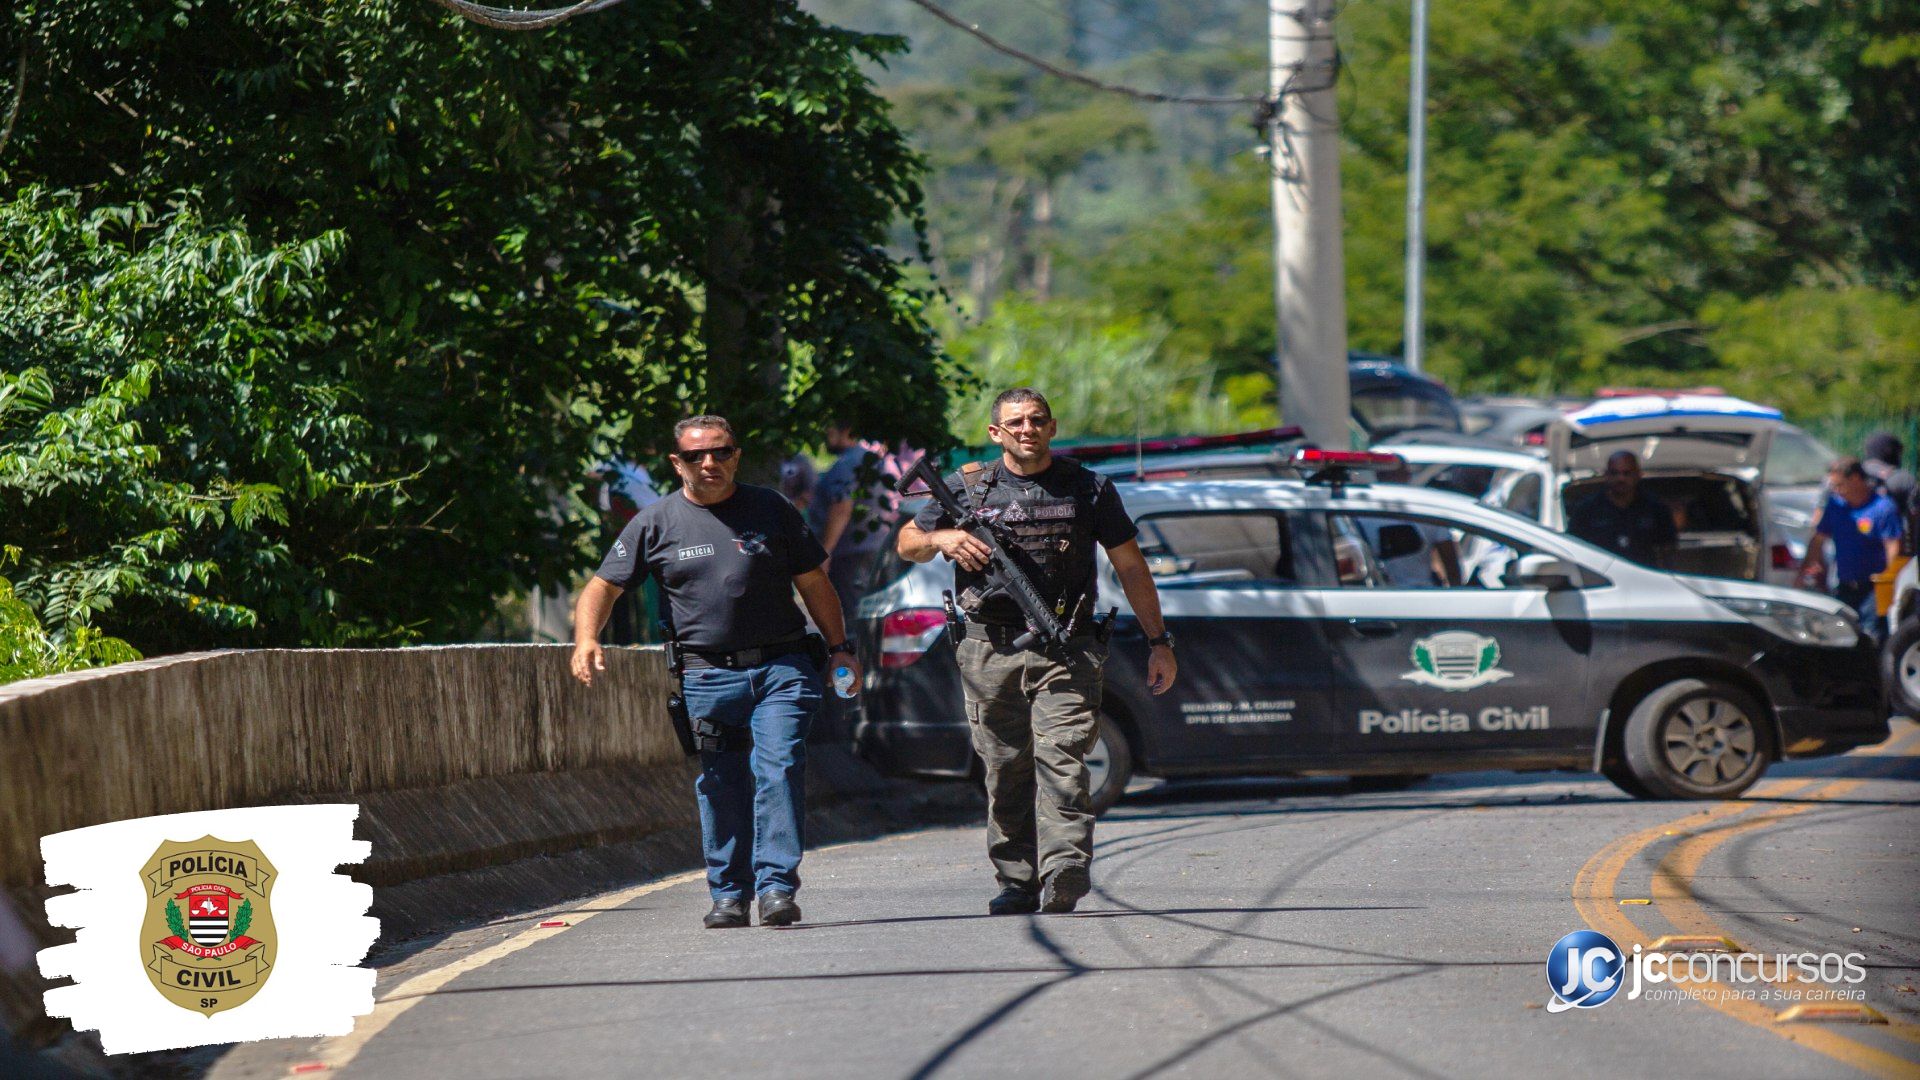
(896, 387, 1178, 916)
(571, 415, 863, 931)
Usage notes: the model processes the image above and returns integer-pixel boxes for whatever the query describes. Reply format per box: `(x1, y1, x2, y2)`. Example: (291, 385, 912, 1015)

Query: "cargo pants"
(954, 635, 1108, 891)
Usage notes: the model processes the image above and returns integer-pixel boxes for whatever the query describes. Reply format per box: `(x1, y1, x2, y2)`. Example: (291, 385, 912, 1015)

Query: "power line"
(425, 0, 624, 32)
(425, 0, 1282, 113)
(901, 0, 1264, 106)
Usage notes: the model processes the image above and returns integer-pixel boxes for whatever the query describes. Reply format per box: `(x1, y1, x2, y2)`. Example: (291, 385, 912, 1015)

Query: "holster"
(664, 634, 754, 755)
(804, 632, 829, 670)
(662, 638, 698, 758)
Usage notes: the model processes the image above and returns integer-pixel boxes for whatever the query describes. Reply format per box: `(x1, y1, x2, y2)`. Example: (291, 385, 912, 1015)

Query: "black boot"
(703, 898, 750, 929)
(987, 885, 1039, 916)
(1040, 864, 1090, 913)
(758, 891, 802, 927)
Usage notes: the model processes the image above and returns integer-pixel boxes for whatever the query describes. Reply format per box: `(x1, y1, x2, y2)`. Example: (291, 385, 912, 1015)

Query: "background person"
(1370, 464, 1462, 586)
(1799, 456, 1905, 640)
(811, 422, 894, 614)
(1863, 431, 1916, 557)
(586, 455, 663, 644)
(572, 415, 861, 929)
(896, 387, 1176, 916)
(1567, 450, 1677, 569)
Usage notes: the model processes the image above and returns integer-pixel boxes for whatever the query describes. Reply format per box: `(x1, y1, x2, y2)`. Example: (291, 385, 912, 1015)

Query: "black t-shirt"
(1568, 490, 1678, 567)
(596, 484, 827, 651)
(911, 457, 1138, 625)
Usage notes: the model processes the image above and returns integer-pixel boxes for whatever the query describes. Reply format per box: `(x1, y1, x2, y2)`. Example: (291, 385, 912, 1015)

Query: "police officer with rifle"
(572, 415, 861, 929)
(896, 388, 1177, 915)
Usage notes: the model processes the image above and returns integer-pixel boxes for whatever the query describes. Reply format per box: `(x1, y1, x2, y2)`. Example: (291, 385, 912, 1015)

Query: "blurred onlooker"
(1863, 431, 1915, 556)
(779, 453, 818, 514)
(588, 457, 663, 644)
(1369, 464, 1461, 586)
(811, 423, 892, 612)
(1568, 450, 1677, 569)
(1798, 456, 1904, 640)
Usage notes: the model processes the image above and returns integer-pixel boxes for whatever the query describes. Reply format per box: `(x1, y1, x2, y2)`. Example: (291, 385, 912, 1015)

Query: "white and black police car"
(850, 450, 1888, 813)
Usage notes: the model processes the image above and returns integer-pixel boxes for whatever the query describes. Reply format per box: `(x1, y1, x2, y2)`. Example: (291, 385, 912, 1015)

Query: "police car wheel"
(1600, 761, 1655, 800)
(1622, 678, 1770, 800)
(1087, 712, 1134, 817)
(1884, 618, 1920, 719)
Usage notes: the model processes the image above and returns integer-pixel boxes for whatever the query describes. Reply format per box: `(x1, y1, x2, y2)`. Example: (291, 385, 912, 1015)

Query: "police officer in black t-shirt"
(897, 388, 1177, 916)
(571, 415, 861, 930)
(1568, 450, 1678, 569)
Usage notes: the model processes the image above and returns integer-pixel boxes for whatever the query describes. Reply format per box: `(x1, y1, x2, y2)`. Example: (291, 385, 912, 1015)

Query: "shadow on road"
(780, 904, 1424, 932)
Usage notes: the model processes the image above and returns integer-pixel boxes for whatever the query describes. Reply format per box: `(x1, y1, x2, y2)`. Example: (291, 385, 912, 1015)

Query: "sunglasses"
(674, 446, 739, 465)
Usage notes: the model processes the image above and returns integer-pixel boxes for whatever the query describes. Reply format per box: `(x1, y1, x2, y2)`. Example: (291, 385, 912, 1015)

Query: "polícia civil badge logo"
(1400, 631, 1514, 691)
(42, 804, 374, 1054)
(141, 838, 277, 1015)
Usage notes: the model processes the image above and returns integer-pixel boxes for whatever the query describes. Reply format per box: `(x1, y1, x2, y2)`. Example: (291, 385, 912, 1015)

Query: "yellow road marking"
(1572, 723, 1920, 1080)
(1651, 742, 1920, 1051)
(303, 870, 704, 1072)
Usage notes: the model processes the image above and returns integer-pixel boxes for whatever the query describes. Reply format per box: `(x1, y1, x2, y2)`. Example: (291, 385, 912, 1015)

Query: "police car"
(851, 450, 1887, 812)
(1391, 394, 1798, 586)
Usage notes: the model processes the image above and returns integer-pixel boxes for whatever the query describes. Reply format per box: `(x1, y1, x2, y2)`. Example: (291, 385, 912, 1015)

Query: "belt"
(682, 636, 816, 669)
(960, 622, 1095, 646)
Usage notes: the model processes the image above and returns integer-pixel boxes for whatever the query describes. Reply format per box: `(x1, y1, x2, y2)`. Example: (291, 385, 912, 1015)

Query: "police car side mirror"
(1506, 554, 1579, 590)
(1374, 523, 1425, 561)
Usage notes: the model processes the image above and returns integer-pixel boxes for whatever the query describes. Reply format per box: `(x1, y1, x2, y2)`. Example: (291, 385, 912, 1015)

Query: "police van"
(850, 451, 1887, 813)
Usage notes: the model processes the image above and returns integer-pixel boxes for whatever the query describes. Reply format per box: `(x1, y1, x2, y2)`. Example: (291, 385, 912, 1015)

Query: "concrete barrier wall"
(0, 644, 683, 1049)
(0, 644, 674, 897)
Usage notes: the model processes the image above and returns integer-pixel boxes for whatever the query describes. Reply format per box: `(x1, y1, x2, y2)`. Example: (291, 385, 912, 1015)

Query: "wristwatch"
(1146, 630, 1176, 650)
(826, 640, 857, 657)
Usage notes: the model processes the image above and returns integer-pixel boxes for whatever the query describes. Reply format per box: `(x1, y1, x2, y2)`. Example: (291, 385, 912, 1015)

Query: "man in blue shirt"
(1799, 456, 1905, 640)
(810, 423, 894, 612)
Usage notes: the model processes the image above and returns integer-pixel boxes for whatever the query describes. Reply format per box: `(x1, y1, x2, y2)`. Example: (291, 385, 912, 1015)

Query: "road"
(215, 721, 1920, 1080)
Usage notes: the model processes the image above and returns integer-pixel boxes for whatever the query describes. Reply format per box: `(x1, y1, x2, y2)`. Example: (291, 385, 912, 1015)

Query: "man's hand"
(571, 640, 606, 686)
(932, 528, 993, 572)
(571, 577, 622, 686)
(828, 653, 866, 698)
(1147, 644, 1178, 695)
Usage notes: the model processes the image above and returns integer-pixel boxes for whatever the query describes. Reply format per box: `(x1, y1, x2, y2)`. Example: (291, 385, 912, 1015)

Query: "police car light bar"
(1292, 449, 1406, 490)
(1065, 425, 1305, 463)
(1292, 449, 1406, 470)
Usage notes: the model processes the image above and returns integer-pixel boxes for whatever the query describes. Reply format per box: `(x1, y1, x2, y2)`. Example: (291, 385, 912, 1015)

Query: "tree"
(2, 0, 952, 648)
(0, 189, 392, 651)
(1084, 0, 1918, 407)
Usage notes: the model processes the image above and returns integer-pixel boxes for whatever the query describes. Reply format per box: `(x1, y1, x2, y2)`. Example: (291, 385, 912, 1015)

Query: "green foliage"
(3, 0, 950, 648)
(0, 189, 387, 653)
(1081, 0, 1918, 414)
(944, 301, 1255, 440)
(854, 0, 1915, 420)
(164, 899, 187, 942)
(0, 551, 141, 684)
(229, 899, 252, 943)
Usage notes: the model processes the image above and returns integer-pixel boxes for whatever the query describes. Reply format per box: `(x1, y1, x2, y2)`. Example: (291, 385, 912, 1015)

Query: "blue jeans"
(680, 653, 822, 900)
(1835, 580, 1886, 643)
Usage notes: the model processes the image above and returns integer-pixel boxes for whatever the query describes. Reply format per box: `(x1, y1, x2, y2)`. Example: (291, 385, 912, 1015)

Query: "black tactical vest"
(954, 458, 1102, 626)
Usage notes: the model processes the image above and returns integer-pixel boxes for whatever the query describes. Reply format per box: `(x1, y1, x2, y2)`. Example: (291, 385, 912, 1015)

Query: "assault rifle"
(898, 455, 1076, 654)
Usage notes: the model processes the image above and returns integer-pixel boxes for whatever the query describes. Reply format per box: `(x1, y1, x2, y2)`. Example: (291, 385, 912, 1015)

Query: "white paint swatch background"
(39, 804, 378, 1054)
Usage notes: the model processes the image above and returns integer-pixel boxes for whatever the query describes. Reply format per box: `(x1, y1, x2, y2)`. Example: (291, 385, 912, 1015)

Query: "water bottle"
(831, 664, 857, 699)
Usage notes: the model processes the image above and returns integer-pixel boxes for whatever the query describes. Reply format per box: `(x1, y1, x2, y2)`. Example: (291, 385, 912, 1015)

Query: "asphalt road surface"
(215, 721, 1920, 1080)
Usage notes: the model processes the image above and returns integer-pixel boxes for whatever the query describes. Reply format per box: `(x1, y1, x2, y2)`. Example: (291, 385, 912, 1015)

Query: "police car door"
(1313, 509, 1595, 769)
(1115, 509, 1332, 767)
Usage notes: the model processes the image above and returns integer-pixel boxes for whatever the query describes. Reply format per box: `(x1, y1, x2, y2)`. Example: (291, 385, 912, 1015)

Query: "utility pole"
(1402, 0, 1430, 374)
(1268, 0, 1350, 449)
